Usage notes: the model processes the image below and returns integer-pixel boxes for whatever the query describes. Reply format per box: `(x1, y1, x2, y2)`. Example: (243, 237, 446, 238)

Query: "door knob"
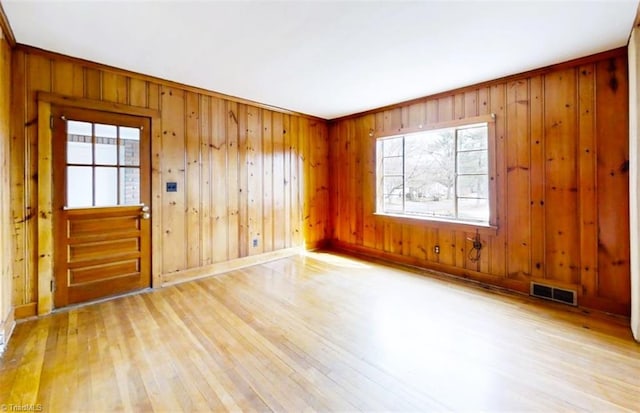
(140, 212, 151, 220)
(141, 205, 150, 212)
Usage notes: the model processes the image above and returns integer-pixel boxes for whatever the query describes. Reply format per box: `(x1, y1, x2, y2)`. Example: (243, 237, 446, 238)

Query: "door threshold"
(51, 288, 152, 315)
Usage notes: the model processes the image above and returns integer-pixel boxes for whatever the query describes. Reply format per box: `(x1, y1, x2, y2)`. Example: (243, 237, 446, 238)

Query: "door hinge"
(50, 115, 54, 130)
(50, 279, 55, 292)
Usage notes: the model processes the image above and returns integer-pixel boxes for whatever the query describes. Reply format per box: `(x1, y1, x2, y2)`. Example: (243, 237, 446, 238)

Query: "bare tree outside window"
(378, 123, 489, 224)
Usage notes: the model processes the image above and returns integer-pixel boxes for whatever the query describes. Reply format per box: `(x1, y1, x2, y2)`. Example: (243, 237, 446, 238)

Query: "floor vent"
(530, 282, 577, 306)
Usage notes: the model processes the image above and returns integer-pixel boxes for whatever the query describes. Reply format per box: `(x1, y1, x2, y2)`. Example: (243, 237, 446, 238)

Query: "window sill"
(373, 212, 498, 235)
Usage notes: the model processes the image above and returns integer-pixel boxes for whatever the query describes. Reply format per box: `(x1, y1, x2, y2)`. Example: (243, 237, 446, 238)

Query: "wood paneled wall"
(0, 28, 13, 346)
(10, 47, 329, 315)
(329, 49, 631, 316)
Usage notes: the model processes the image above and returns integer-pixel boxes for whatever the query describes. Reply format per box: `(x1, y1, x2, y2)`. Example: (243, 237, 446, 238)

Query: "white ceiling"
(3, 0, 639, 119)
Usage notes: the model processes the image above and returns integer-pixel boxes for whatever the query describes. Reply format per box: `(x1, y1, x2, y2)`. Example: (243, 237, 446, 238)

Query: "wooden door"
(52, 107, 151, 307)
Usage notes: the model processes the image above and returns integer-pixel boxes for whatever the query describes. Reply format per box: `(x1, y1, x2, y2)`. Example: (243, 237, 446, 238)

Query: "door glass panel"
(95, 124, 118, 165)
(67, 166, 93, 207)
(65, 118, 144, 208)
(120, 168, 140, 205)
(95, 167, 118, 206)
(67, 121, 92, 165)
(119, 127, 140, 166)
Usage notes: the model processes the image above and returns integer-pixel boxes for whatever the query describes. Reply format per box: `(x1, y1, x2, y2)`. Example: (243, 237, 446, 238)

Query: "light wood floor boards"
(1, 251, 639, 412)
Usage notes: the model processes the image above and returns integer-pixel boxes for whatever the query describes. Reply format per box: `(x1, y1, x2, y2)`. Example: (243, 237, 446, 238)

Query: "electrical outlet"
(433, 245, 440, 254)
(252, 239, 258, 247)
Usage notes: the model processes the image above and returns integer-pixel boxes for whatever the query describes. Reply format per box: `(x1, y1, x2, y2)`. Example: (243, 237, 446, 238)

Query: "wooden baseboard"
(329, 240, 631, 317)
(305, 239, 330, 251)
(328, 240, 530, 295)
(0, 307, 15, 355)
(161, 247, 303, 287)
(14, 302, 37, 320)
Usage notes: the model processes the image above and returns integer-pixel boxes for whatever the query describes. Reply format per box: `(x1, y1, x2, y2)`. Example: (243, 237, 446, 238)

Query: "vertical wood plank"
(0, 35, 10, 327)
(577, 64, 598, 297)
(361, 115, 377, 249)
(438, 230, 456, 266)
(185, 92, 201, 268)
(383, 108, 402, 133)
(455, 232, 467, 269)
(290, 114, 301, 247)
(84, 68, 101, 100)
(149, 83, 163, 283)
(426, 228, 439, 263)
(26, 53, 52, 304)
(129, 78, 148, 108)
(150, 115, 163, 285)
(237, 104, 248, 257)
(226, 101, 240, 259)
(437, 96, 454, 122)
(544, 68, 579, 285)
(454, 93, 465, 119)
(282, 115, 296, 248)
(37, 101, 53, 314)
(272, 112, 285, 250)
(199, 96, 212, 265)
(426, 100, 438, 125)
(409, 226, 427, 261)
(318, 123, 330, 243)
(478, 88, 490, 116)
(262, 110, 274, 252)
(407, 101, 426, 129)
(102, 72, 128, 104)
(529, 76, 545, 279)
(160, 87, 186, 274)
(10, 50, 27, 307)
(489, 84, 507, 277)
(331, 121, 340, 242)
(211, 98, 229, 262)
(595, 57, 630, 302)
(52, 61, 83, 97)
(247, 105, 263, 254)
(147, 83, 160, 111)
(465, 90, 479, 118)
(354, 118, 365, 246)
(505, 79, 531, 279)
(309, 118, 325, 246)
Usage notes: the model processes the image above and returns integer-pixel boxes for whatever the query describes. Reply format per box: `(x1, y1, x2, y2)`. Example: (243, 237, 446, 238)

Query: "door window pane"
(65, 119, 144, 208)
(95, 167, 118, 206)
(67, 120, 92, 165)
(120, 168, 140, 205)
(119, 127, 140, 166)
(95, 124, 118, 165)
(67, 166, 93, 207)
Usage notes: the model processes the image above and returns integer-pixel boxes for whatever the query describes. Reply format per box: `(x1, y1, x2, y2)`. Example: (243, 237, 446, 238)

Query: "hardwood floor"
(1, 251, 639, 412)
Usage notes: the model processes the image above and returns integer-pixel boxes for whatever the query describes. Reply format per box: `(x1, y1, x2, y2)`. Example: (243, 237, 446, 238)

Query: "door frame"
(36, 92, 161, 315)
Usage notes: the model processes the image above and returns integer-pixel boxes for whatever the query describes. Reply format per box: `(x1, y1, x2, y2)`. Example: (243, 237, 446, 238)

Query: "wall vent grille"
(530, 282, 577, 306)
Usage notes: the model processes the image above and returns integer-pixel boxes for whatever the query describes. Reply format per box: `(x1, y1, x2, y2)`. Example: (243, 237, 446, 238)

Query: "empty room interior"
(1, 0, 640, 411)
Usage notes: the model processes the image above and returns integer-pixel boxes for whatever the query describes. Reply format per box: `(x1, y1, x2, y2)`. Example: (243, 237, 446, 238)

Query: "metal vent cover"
(530, 282, 577, 306)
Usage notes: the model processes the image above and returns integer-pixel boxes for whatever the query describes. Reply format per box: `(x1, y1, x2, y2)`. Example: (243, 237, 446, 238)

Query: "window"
(66, 119, 141, 207)
(376, 119, 494, 225)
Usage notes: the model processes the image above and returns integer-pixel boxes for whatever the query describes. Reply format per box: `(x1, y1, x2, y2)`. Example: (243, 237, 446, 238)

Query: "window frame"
(374, 114, 497, 230)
